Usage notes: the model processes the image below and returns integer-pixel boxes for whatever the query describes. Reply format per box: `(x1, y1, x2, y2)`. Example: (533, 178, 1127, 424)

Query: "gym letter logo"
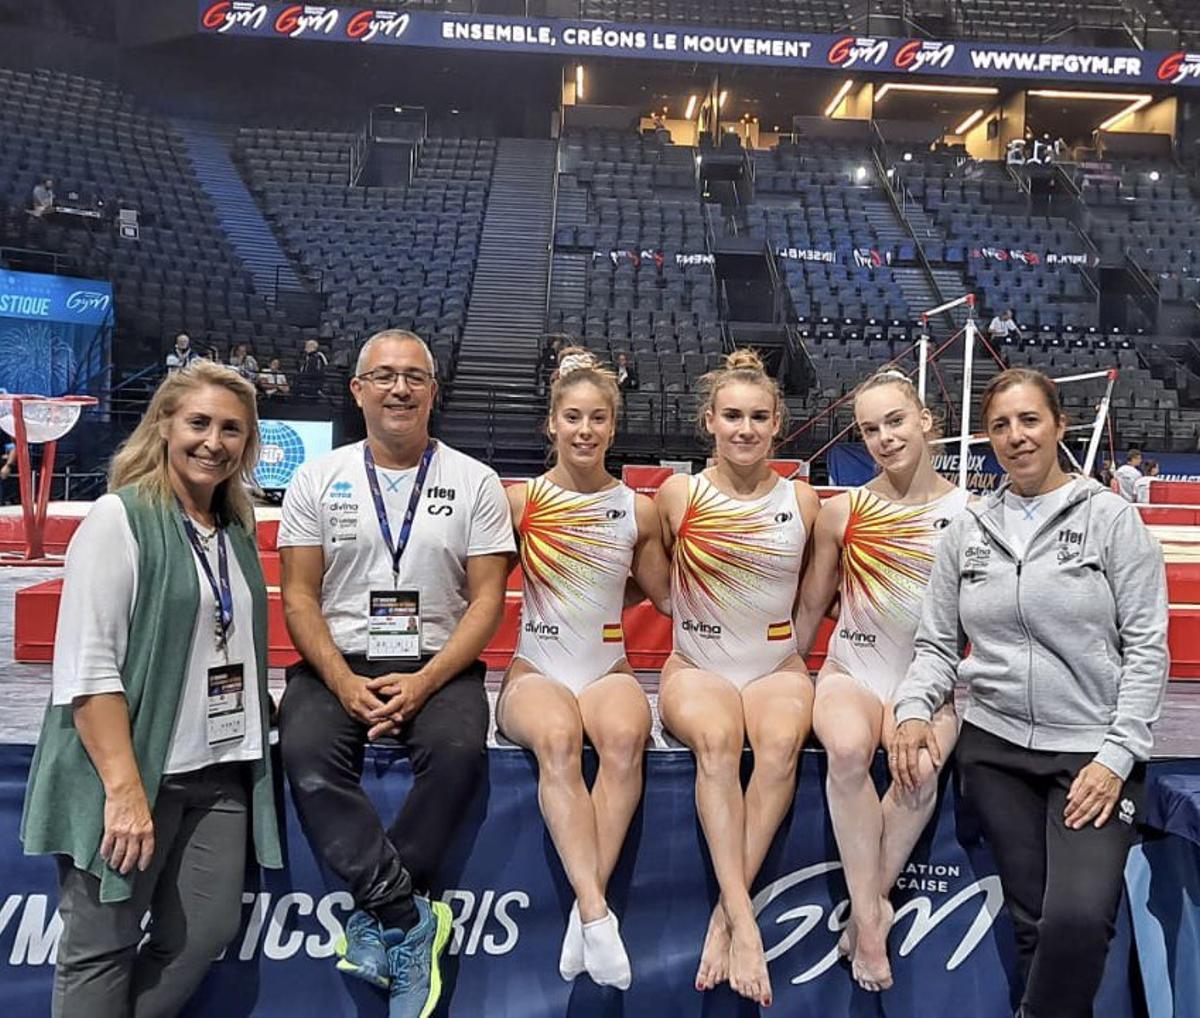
(346, 9, 410, 42)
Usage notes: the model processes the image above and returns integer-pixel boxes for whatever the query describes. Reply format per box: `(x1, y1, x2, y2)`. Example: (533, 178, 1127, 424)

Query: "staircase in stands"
(437, 137, 557, 476)
(173, 119, 307, 300)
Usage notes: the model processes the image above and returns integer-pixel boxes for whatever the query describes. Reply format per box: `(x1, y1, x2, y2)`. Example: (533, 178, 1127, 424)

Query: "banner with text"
(198, 4, 1200, 87)
(828, 442, 1007, 492)
(0, 269, 112, 397)
(5, 743, 1149, 1016)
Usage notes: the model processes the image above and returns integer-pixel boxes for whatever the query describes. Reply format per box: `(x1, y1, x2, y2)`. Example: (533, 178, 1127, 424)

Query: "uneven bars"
(921, 291, 975, 321)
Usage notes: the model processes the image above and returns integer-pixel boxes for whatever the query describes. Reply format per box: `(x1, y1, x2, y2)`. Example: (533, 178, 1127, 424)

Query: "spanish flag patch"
(766, 620, 793, 642)
(602, 623, 623, 643)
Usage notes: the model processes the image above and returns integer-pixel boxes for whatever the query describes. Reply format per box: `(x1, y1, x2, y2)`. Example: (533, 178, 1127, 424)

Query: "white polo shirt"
(277, 439, 515, 657)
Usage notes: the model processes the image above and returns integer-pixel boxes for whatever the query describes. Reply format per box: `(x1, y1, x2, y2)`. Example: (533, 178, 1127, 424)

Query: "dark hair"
(980, 367, 1064, 425)
(1126, 447, 1142, 460)
(1143, 458, 1158, 474)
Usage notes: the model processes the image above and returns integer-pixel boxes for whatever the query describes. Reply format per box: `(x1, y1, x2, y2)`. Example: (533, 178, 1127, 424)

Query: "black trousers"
(956, 722, 1144, 1018)
(279, 656, 488, 916)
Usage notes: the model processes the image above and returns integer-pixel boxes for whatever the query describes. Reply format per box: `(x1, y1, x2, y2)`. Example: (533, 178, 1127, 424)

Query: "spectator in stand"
(296, 339, 329, 398)
(0, 440, 17, 505)
(615, 351, 638, 392)
(205, 345, 223, 364)
(1115, 448, 1143, 502)
(988, 309, 1023, 343)
(540, 336, 566, 391)
(29, 177, 54, 218)
(165, 333, 198, 374)
(1134, 459, 1159, 504)
(229, 343, 259, 384)
(258, 357, 290, 398)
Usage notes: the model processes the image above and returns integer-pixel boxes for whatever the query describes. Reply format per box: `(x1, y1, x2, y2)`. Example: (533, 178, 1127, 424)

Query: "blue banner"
(1127, 451, 1200, 483)
(0, 269, 112, 396)
(197, 3, 1200, 88)
(1, 743, 1151, 1016)
(828, 442, 1007, 493)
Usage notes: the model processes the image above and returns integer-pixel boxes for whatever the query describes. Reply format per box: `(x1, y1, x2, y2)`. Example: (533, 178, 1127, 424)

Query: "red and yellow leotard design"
(513, 476, 638, 693)
(671, 474, 807, 687)
(826, 485, 971, 701)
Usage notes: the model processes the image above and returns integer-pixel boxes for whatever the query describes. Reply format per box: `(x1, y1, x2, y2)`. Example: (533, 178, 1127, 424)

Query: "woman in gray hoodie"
(890, 367, 1168, 1018)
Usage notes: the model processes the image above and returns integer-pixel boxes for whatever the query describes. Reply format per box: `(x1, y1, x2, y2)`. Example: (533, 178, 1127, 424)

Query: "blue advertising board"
(198, 3, 1200, 88)
(0, 743, 1146, 1016)
(0, 269, 112, 396)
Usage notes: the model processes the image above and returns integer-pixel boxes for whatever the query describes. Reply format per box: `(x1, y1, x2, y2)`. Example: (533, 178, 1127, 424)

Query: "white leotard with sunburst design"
(513, 477, 638, 693)
(824, 485, 971, 702)
(671, 474, 808, 688)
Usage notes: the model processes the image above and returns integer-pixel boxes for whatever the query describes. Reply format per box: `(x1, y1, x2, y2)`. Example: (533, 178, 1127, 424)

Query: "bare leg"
(877, 701, 959, 888)
(578, 671, 652, 890)
(498, 670, 605, 922)
(659, 660, 771, 1008)
(698, 666, 814, 992)
(813, 669, 892, 992)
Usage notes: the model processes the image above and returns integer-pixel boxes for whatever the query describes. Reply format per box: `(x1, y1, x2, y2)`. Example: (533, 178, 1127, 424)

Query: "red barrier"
(14, 579, 1200, 679)
(1150, 480, 1200, 505)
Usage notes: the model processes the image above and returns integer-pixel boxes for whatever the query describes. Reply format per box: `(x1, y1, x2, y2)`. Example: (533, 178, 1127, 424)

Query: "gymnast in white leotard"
(671, 472, 809, 688)
(513, 475, 638, 694)
(794, 369, 969, 994)
(656, 349, 821, 1010)
(498, 349, 670, 993)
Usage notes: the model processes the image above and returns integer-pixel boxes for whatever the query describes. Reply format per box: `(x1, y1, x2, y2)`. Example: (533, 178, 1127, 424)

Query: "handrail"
(869, 143, 955, 334)
(543, 132, 563, 332)
(1005, 162, 1032, 196)
(348, 119, 369, 186)
(1124, 248, 1162, 331)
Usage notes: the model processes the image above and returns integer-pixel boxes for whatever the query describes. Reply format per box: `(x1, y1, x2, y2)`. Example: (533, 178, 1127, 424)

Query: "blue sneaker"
(384, 897, 453, 1018)
(335, 909, 391, 989)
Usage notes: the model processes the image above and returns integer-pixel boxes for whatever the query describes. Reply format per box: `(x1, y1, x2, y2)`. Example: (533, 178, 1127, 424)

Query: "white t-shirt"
(989, 316, 1021, 338)
(1115, 463, 1141, 502)
(1134, 475, 1154, 504)
(277, 440, 515, 656)
(1001, 481, 1075, 558)
(51, 494, 264, 775)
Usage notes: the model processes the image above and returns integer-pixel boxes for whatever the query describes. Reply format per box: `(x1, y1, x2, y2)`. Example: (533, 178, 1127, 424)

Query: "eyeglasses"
(356, 368, 434, 390)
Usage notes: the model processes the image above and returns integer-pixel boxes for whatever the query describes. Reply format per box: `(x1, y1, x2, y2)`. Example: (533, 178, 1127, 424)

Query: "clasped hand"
(335, 670, 433, 741)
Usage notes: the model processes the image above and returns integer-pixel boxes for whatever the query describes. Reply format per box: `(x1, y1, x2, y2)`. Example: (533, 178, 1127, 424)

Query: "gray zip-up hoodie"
(893, 476, 1168, 780)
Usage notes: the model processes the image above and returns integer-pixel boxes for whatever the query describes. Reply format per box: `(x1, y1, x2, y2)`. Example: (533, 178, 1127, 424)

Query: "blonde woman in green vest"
(21, 360, 282, 1017)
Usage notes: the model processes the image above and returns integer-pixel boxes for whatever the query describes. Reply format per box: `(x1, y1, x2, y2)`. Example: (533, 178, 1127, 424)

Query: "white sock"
(582, 910, 632, 991)
(558, 902, 584, 981)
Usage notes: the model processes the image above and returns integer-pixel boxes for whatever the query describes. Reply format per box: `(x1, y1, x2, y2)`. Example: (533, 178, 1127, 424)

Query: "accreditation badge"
(207, 663, 246, 745)
(367, 589, 422, 660)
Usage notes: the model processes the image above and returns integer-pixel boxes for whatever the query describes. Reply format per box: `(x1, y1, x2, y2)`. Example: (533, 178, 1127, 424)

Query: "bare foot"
(695, 906, 731, 991)
(728, 919, 773, 1008)
(851, 898, 894, 993)
(837, 916, 856, 960)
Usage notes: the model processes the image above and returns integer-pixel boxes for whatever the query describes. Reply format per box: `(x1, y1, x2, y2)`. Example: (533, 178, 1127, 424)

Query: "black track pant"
(956, 722, 1144, 1018)
(279, 656, 488, 918)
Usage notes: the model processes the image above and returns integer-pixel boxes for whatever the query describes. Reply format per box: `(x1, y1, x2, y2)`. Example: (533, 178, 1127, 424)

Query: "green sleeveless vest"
(20, 485, 282, 903)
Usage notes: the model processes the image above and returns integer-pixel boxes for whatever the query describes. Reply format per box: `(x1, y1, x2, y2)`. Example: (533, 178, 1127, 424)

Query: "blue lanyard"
(179, 505, 233, 642)
(363, 440, 436, 586)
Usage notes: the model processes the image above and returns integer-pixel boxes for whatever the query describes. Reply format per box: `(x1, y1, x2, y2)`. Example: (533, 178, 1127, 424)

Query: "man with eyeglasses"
(276, 329, 514, 1018)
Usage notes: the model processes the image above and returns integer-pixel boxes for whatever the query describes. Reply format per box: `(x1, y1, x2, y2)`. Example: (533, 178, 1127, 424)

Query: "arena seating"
(578, 0, 854, 32)
(1156, 0, 1200, 46)
(233, 130, 495, 382)
(895, 152, 1100, 332)
(740, 140, 913, 324)
(550, 126, 722, 414)
(952, 0, 1130, 42)
(1075, 157, 1200, 308)
(0, 67, 302, 370)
